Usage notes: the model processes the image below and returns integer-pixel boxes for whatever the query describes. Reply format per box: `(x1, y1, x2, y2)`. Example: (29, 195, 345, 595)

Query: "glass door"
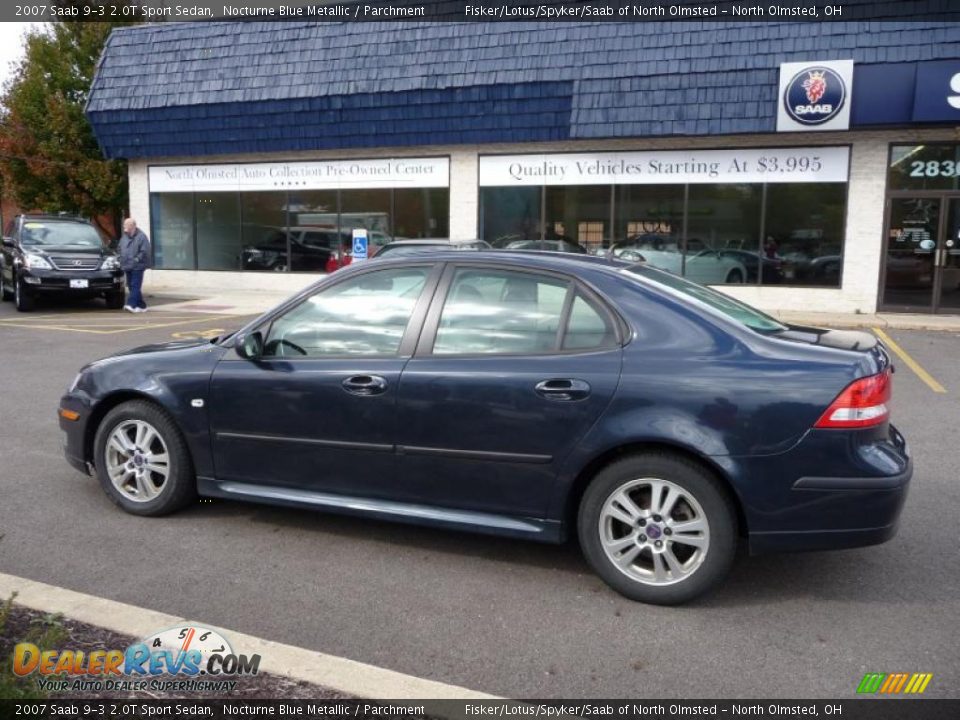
(882, 198, 940, 311)
(939, 199, 960, 313)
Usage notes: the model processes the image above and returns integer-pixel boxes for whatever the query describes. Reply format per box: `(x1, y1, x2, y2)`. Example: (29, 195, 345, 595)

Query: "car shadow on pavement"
(182, 498, 592, 575)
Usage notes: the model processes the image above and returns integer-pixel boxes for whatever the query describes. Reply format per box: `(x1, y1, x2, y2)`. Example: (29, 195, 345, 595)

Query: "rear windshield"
(623, 265, 786, 334)
(21, 221, 102, 248)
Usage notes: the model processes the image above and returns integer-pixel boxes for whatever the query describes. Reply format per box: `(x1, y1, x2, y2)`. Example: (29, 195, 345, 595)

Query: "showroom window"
(479, 147, 849, 287)
(148, 157, 449, 272)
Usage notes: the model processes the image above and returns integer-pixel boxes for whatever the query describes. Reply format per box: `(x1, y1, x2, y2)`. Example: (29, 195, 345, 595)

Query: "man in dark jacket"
(117, 217, 151, 312)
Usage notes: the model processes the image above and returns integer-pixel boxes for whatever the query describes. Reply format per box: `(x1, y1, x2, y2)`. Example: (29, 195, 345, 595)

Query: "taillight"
(325, 254, 340, 273)
(814, 369, 891, 429)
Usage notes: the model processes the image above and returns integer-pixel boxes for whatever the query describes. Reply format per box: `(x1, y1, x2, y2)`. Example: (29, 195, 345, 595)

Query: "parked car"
(59, 252, 910, 605)
(504, 239, 587, 254)
(373, 238, 491, 258)
(1, 214, 125, 312)
(241, 227, 353, 273)
(610, 235, 749, 284)
(718, 249, 785, 284)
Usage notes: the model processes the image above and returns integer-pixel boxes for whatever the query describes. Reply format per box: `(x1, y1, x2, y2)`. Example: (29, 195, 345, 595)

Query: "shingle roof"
(86, 20, 960, 158)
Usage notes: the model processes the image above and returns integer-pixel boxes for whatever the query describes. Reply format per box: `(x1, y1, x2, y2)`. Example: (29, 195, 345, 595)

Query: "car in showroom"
(240, 226, 353, 273)
(610, 234, 749, 284)
(1, 214, 125, 311)
(58, 252, 910, 605)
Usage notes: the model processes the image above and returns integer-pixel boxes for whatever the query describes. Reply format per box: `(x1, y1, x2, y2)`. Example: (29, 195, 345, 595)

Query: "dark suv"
(1, 214, 125, 311)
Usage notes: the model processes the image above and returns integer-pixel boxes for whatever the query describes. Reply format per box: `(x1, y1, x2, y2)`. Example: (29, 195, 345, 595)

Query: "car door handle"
(534, 379, 591, 401)
(342, 375, 388, 396)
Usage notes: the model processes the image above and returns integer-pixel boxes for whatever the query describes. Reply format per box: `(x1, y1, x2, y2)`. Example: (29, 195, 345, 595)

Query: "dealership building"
(86, 20, 960, 314)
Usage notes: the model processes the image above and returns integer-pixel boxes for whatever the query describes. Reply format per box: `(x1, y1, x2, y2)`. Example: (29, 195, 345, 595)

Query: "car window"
(20, 221, 102, 248)
(563, 294, 618, 350)
(623, 265, 786, 334)
(263, 266, 430, 357)
(433, 268, 570, 355)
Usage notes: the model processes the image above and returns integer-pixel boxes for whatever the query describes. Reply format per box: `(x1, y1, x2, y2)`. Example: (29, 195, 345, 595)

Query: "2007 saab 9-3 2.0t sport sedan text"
(58, 252, 911, 604)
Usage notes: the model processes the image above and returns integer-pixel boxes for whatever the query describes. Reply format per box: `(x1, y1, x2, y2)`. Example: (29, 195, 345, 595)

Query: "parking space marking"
(873, 327, 947, 394)
(0, 314, 247, 335)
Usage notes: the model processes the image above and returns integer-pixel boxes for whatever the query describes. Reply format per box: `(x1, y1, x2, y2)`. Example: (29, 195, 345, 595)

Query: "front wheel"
(14, 276, 35, 312)
(0, 270, 12, 301)
(105, 290, 125, 309)
(578, 453, 737, 605)
(93, 400, 196, 516)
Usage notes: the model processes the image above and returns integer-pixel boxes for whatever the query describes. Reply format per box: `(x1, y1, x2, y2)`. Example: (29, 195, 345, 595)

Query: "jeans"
(125, 268, 146, 309)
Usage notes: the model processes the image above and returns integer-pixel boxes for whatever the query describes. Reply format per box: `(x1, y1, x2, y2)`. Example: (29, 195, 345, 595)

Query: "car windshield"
(21, 221, 102, 248)
(623, 265, 786, 334)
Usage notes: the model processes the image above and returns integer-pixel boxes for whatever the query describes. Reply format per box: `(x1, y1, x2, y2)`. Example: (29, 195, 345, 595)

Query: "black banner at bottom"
(0, 699, 957, 720)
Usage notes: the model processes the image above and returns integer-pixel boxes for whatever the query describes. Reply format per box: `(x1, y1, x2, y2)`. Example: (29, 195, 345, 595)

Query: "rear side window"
(432, 268, 619, 355)
(563, 294, 618, 350)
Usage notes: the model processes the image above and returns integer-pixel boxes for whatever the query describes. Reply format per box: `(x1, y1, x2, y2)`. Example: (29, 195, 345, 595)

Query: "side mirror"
(235, 330, 264, 360)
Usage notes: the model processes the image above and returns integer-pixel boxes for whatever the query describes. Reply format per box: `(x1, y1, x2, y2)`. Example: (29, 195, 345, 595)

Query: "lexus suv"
(1, 214, 125, 311)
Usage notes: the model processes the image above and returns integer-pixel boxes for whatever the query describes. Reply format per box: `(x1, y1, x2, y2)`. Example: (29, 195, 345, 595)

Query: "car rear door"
(394, 263, 624, 518)
(207, 263, 440, 498)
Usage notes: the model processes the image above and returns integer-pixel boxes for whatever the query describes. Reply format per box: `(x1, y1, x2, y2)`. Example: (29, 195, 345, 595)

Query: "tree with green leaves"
(0, 18, 140, 240)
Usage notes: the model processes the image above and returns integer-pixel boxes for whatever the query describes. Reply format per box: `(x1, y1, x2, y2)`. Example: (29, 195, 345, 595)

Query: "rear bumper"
(749, 457, 911, 554)
(737, 424, 912, 554)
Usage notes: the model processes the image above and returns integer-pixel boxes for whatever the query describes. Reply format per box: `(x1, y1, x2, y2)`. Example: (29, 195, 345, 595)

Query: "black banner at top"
(9, 0, 960, 23)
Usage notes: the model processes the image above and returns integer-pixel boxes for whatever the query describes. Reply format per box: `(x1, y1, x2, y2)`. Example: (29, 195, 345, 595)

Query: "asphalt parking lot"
(0, 296, 958, 699)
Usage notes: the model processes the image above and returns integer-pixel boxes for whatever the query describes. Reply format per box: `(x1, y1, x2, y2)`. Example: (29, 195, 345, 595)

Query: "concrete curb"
(0, 572, 497, 700)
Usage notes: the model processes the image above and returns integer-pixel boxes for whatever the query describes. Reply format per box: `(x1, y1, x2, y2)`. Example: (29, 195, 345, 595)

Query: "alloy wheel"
(104, 420, 171, 502)
(598, 477, 710, 586)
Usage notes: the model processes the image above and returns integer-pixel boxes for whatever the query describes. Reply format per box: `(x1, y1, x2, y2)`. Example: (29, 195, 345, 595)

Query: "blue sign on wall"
(913, 60, 960, 123)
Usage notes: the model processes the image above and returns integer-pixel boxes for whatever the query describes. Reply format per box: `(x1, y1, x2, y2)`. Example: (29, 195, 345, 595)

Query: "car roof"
(383, 238, 482, 246)
(367, 249, 632, 273)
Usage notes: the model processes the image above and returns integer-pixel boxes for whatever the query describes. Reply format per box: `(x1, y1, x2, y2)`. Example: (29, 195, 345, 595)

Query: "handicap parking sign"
(352, 229, 369, 261)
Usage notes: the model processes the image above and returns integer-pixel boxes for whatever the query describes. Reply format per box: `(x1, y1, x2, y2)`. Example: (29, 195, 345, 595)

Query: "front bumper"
(59, 393, 93, 476)
(21, 268, 124, 293)
(736, 424, 912, 554)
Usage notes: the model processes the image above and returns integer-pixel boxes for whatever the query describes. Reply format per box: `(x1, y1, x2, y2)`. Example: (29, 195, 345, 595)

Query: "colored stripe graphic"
(858, 672, 933, 694)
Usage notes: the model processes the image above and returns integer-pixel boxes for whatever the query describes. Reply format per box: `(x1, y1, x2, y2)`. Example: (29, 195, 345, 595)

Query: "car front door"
(207, 263, 440, 498)
(395, 264, 623, 519)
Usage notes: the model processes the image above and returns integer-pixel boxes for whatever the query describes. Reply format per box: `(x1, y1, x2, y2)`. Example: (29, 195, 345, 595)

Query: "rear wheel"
(725, 269, 744, 284)
(14, 275, 35, 312)
(578, 453, 737, 605)
(94, 400, 196, 516)
(105, 290, 125, 309)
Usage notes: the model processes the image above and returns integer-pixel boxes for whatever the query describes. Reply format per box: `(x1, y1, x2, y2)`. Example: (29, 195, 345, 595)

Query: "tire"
(578, 452, 737, 605)
(14, 275, 35, 312)
(0, 270, 12, 301)
(93, 400, 196, 516)
(725, 269, 744, 284)
(105, 290, 126, 310)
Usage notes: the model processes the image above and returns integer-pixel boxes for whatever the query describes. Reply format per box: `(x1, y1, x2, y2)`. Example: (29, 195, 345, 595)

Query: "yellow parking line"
(873, 327, 947, 394)
(0, 314, 247, 335)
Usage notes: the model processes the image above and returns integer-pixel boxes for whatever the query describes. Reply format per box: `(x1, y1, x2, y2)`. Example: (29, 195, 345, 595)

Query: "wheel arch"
(84, 391, 177, 467)
(564, 441, 748, 540)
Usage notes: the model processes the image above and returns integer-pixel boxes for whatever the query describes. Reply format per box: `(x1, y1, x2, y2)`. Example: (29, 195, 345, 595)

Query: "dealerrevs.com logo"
(13, 625, 261, 693)
(784, 66, 847, 125)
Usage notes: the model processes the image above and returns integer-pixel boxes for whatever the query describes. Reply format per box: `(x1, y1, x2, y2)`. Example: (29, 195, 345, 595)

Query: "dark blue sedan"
(59, 252, 911, 604)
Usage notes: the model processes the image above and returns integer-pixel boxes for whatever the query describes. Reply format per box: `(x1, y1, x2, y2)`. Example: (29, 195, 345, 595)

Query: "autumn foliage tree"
(0, 20, 139, 239)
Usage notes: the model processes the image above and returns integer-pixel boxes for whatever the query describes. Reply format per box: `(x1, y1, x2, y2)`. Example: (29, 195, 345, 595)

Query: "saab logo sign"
(777, 60, 853, 132)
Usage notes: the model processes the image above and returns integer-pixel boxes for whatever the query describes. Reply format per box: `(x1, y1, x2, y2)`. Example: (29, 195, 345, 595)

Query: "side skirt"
(197, 477, 564, 543)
